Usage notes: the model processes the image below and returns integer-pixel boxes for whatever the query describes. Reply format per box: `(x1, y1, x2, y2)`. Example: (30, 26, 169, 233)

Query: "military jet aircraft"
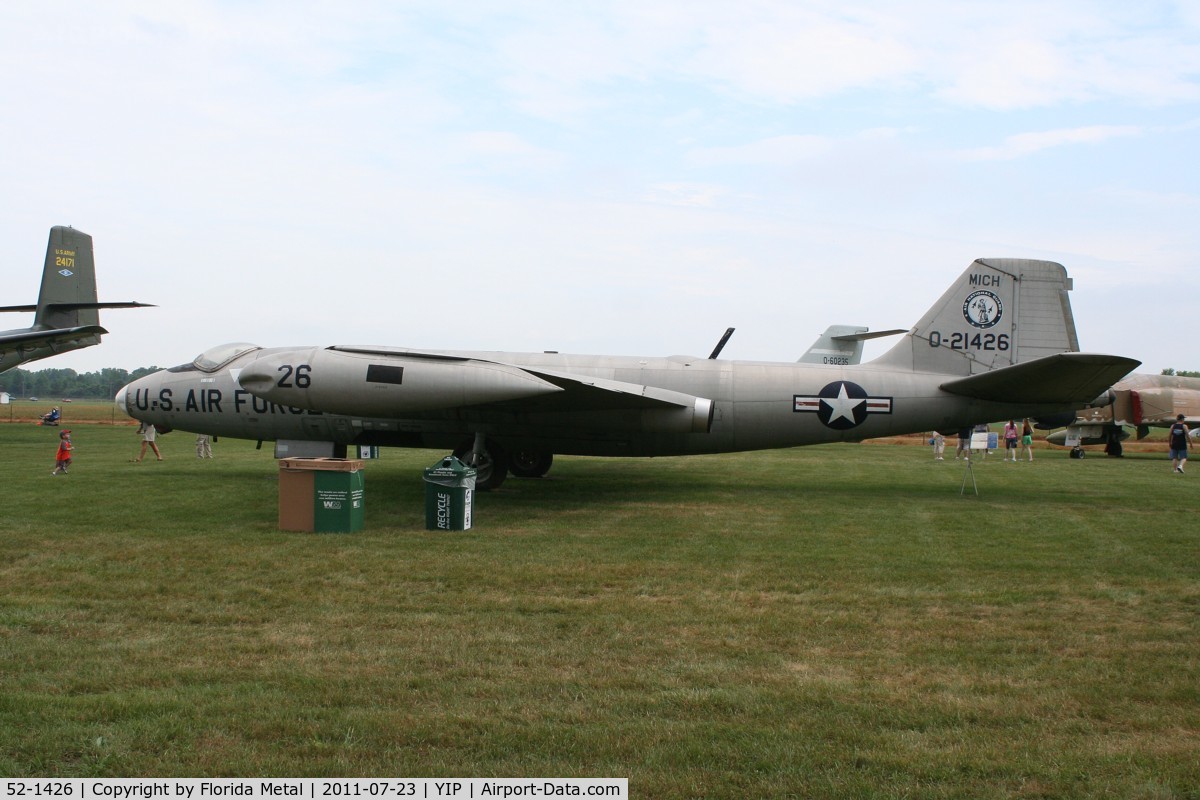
(117, 258, 1138, 489)
(0, 226, 151, 373)
(1043, 373, 1200, 453)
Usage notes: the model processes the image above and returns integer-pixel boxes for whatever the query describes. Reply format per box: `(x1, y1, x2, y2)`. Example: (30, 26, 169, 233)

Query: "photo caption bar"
(3, 780, 628, 800)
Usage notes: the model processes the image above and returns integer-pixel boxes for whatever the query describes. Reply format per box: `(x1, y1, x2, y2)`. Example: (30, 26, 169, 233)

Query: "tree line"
(0, 366, 164, 400)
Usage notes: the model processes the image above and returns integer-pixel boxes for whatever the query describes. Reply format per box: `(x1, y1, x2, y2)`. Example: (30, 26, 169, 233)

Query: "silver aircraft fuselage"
(117, 344, 1093, 458)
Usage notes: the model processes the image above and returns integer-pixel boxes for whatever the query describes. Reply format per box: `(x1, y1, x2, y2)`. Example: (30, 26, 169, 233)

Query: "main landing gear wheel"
(454, 439, 509, 491)
(509, 450, 553, 479)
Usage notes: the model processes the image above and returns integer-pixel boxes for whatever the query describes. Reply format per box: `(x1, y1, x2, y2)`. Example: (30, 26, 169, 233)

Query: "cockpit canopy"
(170, 342, 261, 373)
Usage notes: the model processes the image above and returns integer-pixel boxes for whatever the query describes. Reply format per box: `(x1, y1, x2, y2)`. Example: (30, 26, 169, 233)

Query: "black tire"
(509, 449, 553, 478)
(453, 439, 509, 491)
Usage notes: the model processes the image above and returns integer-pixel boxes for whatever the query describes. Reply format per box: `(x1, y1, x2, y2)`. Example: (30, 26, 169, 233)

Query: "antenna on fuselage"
(708, 327, 735, 359)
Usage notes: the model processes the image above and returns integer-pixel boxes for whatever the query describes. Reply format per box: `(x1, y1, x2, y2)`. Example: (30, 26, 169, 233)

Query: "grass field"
(1, 405, 1198, 797)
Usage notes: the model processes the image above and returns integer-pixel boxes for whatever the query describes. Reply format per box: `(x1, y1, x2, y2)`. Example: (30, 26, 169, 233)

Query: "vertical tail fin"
(799, 325, 869, 365)
(871, 258, 1079, 376)
(36, 226, 99, 331)
(799, 325, 908, 365)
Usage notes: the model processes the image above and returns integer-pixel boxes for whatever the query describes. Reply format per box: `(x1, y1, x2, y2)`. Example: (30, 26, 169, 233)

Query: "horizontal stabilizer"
(830, 328, 907, 342)
(0, 301, 154, 313)
(940, 352, 1141, 406)
(0, 325, 107, 348)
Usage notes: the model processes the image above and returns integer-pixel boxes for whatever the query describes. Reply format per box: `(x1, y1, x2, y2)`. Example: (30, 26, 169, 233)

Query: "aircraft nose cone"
(115, 384, 129, 415)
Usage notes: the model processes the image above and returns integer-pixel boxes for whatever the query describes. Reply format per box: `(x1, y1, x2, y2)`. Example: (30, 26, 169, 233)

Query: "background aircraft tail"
(36, 226, 100, 333)
(798, 325, 869, 365)
(871, 258, 1079, 376)
(0, 226, 152, 373)
(799, 325, 907, 366)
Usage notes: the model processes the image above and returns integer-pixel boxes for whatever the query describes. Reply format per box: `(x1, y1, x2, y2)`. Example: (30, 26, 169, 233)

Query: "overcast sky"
(2, 1, 1197, 377)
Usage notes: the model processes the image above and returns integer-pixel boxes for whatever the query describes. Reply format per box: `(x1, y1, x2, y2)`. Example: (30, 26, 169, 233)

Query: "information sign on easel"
(960, 431, 991, 496)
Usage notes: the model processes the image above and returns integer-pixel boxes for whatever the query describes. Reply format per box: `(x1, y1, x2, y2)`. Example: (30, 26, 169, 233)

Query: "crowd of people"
(931, 416, 1191, 473)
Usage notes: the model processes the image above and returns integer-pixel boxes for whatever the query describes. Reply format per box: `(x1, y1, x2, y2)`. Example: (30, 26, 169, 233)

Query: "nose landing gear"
(454, 434, 510, 491)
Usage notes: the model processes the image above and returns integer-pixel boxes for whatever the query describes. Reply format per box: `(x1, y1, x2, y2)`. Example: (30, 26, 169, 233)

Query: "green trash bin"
(313, 469, 365, 532)
(279, 458, 365, 533)
(424, 456, 476, 531)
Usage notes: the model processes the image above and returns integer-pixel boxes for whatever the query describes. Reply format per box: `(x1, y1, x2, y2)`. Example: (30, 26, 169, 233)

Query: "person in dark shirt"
(1169, 414, 1191, 474)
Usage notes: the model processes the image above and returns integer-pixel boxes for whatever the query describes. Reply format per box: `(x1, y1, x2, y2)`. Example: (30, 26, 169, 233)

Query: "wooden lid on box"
(279, 458, 364, 472)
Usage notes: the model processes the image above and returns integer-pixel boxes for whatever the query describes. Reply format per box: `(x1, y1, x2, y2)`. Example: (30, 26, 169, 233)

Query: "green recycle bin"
(424, 455, 476, 531)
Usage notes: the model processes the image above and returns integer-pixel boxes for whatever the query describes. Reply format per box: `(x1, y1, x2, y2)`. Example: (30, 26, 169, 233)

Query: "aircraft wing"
(328, 345, 711, 413)
(516, 365, 712, 413)
(939, 352, 1141, 406)
(0, 325, 107, 349)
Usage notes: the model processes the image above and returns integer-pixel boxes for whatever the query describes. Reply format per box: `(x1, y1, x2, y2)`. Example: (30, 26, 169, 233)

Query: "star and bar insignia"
(793, 380, 893, 430)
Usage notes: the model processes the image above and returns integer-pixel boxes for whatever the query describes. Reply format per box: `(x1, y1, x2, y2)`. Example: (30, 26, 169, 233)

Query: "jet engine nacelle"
(1085, 389, 1117, 408)
(237, 346, 715, 436)
(236, 346, 563, 415)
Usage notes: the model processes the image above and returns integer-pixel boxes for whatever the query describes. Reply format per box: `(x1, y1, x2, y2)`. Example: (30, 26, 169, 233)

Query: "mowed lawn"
(1, 412, 1197, 797)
